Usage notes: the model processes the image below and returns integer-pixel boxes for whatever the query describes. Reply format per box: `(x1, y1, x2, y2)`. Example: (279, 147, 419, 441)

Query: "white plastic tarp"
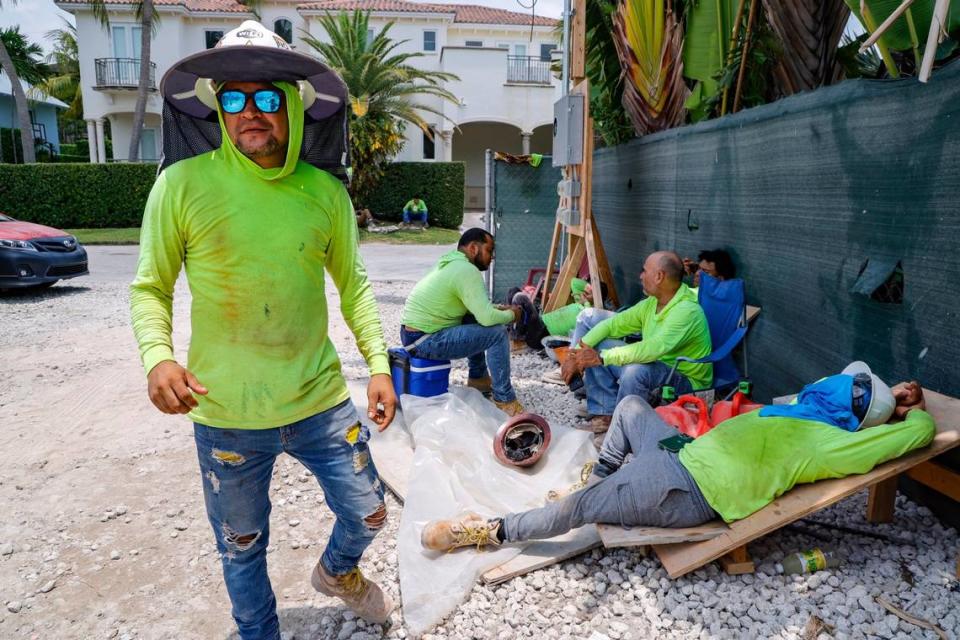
(396, 387, 596, 635)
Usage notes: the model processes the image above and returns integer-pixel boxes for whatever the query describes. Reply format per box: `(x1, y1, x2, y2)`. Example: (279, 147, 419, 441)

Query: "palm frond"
(761, 0, 850, 94)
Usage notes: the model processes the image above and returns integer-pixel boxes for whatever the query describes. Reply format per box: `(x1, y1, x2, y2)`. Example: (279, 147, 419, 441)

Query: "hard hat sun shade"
(494, 413, 552, 467)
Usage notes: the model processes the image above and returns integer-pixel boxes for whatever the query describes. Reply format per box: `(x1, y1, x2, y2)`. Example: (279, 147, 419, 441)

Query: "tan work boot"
(311, 563, 395, 624)
(421, 512, 502, 552)
(467, 375, 493, 394)
(574, 415, 612, 433)
(494, 398, 525, 417)
(546, 461, 596, 502)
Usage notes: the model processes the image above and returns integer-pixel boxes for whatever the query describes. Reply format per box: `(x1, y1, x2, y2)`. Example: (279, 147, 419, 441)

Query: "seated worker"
(356, 206, 374, 229)
(562, 251, 712, 433)
(420, 366, 932, 552)
(508, 278, 609, 351)
(402, 194, 429, 227)
(683, 248, 736, 289)
(401, 228, 524, 416)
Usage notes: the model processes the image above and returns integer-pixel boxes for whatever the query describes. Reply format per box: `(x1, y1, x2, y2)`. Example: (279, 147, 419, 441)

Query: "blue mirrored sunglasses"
(218, 89, 282, 114)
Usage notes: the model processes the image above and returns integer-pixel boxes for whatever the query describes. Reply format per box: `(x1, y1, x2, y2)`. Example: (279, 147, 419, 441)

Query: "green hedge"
(364, 161, 464, 229)
(0, 163, 158, 228)
(0, 160, 466, 229)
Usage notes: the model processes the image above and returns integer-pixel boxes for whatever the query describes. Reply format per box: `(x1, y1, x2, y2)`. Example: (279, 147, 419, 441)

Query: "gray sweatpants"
(501, 396, 716, 543)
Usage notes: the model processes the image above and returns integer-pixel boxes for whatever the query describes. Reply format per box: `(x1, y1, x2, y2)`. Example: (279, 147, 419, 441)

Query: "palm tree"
(302, 10, 461, 200)
(0, 2, 41, 164)
(38, 20, 82, 121)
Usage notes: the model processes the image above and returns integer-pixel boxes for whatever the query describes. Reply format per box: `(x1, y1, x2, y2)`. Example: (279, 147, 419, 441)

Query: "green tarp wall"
(489, 156, 563, 302)
(592, 60, 960, 403)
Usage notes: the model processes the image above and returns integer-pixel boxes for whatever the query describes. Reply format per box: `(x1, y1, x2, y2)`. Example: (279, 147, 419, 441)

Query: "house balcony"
(506, 56, 553, 85)
(94, 58, 157, 91)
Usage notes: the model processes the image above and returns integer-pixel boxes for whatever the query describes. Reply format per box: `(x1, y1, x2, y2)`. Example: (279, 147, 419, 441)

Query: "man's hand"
(560, 354, 581, 384)
(891, 381, 925, 420)
(367, 373, 397, 431)
(682, 257, 699, 276)
(147, 360, 208, 415)
(573, 342, 603, 369)
(509, 304, 522, 323)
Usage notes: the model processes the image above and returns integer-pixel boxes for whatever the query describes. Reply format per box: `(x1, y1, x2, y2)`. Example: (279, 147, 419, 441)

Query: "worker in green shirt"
(419, 366, 934, 554)
(402, 194, 429, 227)
(562, 251, 712, 433)
(401, 228, 525, 416)
(130, 22, 395, 636)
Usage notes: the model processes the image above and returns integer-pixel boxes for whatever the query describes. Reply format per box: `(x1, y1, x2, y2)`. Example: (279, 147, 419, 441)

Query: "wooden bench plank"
(598, 520, 729, 547)
(654, 391, 960, 578)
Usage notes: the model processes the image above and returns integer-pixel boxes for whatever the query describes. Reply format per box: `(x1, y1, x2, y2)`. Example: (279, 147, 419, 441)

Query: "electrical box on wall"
(557, 205, 580, 227)
(552, 95, 584, 167)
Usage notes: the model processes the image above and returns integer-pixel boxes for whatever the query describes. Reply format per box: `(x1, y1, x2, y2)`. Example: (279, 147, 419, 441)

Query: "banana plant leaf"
(845, 0, 960, 52)
(613, 0, 688, 135)
(682, 0, 740, 121)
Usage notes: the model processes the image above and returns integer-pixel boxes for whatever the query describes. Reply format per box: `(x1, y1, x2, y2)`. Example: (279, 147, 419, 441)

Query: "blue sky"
(1, 0, 563, 54)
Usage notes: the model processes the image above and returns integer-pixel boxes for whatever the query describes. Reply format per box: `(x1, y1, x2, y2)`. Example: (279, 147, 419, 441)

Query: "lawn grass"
(68, 226, 460, 246)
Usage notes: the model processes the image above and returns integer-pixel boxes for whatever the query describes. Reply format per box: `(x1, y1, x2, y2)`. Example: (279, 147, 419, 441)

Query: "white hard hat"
(842, 361, 895, 429)
(161, 20, 346, 121)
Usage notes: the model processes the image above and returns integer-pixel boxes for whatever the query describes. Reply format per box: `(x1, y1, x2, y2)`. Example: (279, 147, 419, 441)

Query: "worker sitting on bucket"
(400, 228, 525, 416)
(420, 364, 932, 552)
(562, 251, 712, 434)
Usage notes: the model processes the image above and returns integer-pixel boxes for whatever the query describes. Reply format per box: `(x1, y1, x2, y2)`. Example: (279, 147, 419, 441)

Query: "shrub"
(0, 163, 158, 228)
(364, 161, 464, 229)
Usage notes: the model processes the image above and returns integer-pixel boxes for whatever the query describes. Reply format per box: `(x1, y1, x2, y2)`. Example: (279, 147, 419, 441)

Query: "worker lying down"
(421, 362, 933, 551)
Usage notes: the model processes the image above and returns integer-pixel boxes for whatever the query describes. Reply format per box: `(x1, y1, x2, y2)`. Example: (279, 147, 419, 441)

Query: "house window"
(366, 28, 374, 46)
(515, 43, 527, 57)
(111, 24, 142, 58)
(423, 30, 436, 52)
(422, 131, 435, 160)
(139, 128, 158, 161)
(539, 43, 557, 60)
(274, 18, 293, 44)
(205, 30, 224, 49)
(465, 40, 483, 47)
(497, 42, 510, 49)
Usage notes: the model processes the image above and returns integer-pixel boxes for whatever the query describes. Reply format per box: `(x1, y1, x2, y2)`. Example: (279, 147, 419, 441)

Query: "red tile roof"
(56, 0, 558, 25)
(298, 0, 558, 26)
(56, 0, 251, 12)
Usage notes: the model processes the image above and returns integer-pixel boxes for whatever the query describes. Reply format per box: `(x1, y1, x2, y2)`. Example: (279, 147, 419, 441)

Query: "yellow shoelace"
(453, 524, 495, 551)
(336, 568, 369, 597)
(547, 461, 596, 502)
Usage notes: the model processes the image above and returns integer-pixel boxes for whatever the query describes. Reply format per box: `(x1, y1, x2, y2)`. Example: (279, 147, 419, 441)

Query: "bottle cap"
(662, 386, 676, 401)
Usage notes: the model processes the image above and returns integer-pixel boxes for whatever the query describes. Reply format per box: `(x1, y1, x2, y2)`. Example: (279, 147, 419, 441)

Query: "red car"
(0, 213, 89, 289)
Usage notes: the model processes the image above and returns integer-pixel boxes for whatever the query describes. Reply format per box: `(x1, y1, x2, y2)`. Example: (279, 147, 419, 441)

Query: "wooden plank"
(591, 215, 620, 308)
(481, 525, 602, 585)
(866, 476, 898, 523)
(570, 0, 586, 81)
(598, 520, 728, 547)
(746, 305, 760, 324)
(905, 460, 960, 502)
(654, 391, 960, 578)
(545, 237, 585, 312)
(541, 219, 564, 308)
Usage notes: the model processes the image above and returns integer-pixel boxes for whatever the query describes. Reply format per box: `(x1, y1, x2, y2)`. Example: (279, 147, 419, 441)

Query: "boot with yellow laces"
(311, 562, 395, 624)
(421, 512, 503, 552)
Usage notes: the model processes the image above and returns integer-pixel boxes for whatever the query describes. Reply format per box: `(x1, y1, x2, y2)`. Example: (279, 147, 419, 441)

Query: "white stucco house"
(0, 75, 68, 160)
(56, 0, 561, 208)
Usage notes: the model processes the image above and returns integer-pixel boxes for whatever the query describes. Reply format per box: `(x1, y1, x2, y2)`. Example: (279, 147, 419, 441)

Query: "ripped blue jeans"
(193, 400, 386, 640)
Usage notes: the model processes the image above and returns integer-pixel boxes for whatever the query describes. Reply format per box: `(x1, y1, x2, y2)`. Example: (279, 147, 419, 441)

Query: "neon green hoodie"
(401, 250, 514, 333)
(581, 283, 712, 389)
(680, 408, 935, 522)
(130, 82, 388, 429)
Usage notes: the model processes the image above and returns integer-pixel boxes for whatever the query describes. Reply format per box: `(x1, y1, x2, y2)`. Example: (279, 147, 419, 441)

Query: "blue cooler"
(389, 347, 452, 399)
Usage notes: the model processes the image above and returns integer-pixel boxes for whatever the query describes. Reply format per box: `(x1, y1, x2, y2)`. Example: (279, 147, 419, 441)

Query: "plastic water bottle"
(776, 549, 842, 574)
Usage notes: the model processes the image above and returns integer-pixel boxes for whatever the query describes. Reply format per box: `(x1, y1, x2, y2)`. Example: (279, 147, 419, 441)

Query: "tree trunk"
(128, 0, 153, 161)
(0, 37, 37, 164)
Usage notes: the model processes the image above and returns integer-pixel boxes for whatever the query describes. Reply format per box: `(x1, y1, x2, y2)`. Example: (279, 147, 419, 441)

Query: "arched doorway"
(452, 120, 523, 210)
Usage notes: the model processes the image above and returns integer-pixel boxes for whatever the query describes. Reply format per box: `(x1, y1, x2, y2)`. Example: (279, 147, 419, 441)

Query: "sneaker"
(541, 369, 565, 386)
(467, 375, 493, 394)
(421, 512, 502, 552)
(494, 398, 525, 417)
(573, 415, 612, 433)
(546, 461, 596, 501)
(311, 563, 395, 624)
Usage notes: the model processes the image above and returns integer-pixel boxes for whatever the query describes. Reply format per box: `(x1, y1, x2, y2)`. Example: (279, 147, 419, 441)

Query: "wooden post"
(866, 476, 899, 523)
(718, 545, 755, 575)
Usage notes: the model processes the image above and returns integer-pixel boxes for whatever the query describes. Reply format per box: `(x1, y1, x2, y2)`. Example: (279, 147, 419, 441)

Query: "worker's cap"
(842, 361, 895, 429)
(160, 20, 347, 122)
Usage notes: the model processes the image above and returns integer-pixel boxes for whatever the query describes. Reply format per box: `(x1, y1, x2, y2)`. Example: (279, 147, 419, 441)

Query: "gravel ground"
(1, 269, 958, 640)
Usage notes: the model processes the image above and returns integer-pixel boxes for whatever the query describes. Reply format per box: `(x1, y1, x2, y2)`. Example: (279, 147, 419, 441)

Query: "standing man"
(562, 251, 712, 432)
(400, 228, 525, 416)
(402, 194, 429, 227)
(131, 22, 397, 638)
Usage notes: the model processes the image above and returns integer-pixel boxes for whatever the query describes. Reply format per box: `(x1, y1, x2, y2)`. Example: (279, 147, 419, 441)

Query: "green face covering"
(215, 81, 305, 181)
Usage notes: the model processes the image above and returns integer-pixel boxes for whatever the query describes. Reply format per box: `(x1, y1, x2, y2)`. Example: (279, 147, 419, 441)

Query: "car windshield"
(0, 214, 13, 222)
